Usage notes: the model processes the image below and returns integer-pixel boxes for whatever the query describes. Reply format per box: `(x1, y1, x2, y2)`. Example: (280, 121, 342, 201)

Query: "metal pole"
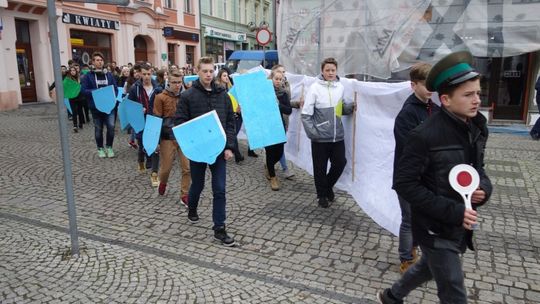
(47, 0, 80, 257)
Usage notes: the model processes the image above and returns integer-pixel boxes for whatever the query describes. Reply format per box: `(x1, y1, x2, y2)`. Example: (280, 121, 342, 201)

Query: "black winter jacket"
(393, 94, 440, 180)
(174, 80, 236, 151)
(393, 108, 492, 251)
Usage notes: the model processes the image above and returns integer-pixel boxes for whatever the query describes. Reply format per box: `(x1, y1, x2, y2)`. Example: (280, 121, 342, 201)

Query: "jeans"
(311, 141, 347, 198)
(279, 152, 288, 170)
(188, 154, 227, 229)
(92, 108, 116, 148)
(398, 195, 417, 262)
(391, 243, 467, 303)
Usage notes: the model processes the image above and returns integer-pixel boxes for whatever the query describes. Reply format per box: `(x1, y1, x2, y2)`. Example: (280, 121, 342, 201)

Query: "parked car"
(225, 50, 279, 74)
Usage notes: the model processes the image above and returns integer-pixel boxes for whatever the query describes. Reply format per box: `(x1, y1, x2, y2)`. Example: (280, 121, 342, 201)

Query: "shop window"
(70, 30, 112, 65)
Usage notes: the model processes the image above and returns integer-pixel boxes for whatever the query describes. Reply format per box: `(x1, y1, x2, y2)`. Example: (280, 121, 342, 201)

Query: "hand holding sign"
(449, 164, 480, 230)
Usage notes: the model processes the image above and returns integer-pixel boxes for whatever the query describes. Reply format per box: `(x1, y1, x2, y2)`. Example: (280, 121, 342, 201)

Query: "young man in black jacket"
(393, 62, 439, 274)
(378, 51, 492, 304)
(174, 57, 236, 246)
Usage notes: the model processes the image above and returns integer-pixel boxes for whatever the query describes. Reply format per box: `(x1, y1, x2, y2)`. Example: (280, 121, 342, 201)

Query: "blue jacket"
(81, 71, 118, 110)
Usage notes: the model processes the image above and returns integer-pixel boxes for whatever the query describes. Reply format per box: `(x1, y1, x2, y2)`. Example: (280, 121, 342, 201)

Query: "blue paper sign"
(64, 98, 72, 115)
(183, 75, 199, 85)
(116, 87, 124, 102)
(232, 71, 287, 149)
(123, 99, 146, 133)
(172, 110, 226, 164)
(91, 85, 116, 114)
(142, 115, 162, 156)
(117, 99, 130, 130)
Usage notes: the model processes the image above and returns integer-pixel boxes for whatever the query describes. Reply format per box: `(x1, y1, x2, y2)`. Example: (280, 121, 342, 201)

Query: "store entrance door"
(476, 54, 529, 120)
(134, 36, 148, 63)
(16, 19, 37, 103)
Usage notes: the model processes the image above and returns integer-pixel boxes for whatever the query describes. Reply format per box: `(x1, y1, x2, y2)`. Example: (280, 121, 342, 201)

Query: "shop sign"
(62, 13, 120, 30)
(204, 27, 246, 42)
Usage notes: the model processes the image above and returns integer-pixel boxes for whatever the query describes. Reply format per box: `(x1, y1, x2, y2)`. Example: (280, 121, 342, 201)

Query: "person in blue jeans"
(81, 51, 118, 158)
(530, 75, 540, 140)
(174, 57, 236, 247)
(393, 62, 439, 274)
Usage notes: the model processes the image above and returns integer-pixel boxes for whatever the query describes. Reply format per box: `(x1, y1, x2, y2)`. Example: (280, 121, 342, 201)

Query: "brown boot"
(270, 176, 280, 191)
(138, 162, 146, 173)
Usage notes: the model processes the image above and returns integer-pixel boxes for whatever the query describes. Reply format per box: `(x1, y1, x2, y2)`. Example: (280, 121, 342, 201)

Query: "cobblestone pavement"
(1, 104, 539, 303)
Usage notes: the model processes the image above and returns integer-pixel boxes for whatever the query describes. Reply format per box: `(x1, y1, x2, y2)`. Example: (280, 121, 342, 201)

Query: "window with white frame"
(184, 0, 192, 13)
(223, 0, 227, 20)
(164, 0, 174, 9)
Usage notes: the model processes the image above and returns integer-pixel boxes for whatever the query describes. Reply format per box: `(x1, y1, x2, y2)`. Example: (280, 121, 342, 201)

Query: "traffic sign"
(256, 28, 272, 46)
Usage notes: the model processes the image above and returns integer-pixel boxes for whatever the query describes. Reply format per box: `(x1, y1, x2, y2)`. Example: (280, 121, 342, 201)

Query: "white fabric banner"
(284, 74, 412, 236)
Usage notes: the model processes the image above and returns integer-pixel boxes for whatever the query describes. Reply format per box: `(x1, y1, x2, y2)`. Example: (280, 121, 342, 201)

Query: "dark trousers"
(531, 102, 540, 138)
(391, 243, 467, 303)
(311, 141, 347, 198)
(69, 99, 84, 128)
(233, 114, 243, 159)
(398, 195, 417, 262)
(264, 143, 284, 177)
(137, 137, 159, 173)
(91, 109, 116, 148)
(80, 98, 90, 124)
(188, 154, 227, 229)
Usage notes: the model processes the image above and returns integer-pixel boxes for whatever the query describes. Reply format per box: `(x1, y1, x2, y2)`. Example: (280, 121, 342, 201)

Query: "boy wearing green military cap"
(377, 51, 493, 304)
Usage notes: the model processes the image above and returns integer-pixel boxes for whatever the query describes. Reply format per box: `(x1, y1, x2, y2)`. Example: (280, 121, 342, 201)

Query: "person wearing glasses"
(153, 71, 191, 207)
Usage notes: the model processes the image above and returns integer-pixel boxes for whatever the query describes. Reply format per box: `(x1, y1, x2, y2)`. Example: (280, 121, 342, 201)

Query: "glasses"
(169, 81, 182, 84)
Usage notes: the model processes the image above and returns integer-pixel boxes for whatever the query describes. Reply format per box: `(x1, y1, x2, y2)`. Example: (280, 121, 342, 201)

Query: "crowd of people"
(50, 50, 504, 303)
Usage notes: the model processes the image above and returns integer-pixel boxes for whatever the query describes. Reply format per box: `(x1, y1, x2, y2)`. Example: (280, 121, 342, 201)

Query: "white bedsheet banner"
(285, 75, 412, 236)
(235, 68, 413, 235)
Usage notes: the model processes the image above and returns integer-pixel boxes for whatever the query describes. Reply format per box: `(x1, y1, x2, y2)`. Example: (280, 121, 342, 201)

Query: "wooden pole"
(352, 91, 358, 182)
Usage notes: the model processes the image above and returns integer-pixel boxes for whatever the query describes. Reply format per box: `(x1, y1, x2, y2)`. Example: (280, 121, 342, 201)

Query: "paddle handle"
(463, 193, 478, 230)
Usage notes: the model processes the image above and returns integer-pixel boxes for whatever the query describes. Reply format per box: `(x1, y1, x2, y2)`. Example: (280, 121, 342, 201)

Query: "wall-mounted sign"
(163, 27, 199, 42)
(204, 26, 246, 42)
(62, 13, 120, 31)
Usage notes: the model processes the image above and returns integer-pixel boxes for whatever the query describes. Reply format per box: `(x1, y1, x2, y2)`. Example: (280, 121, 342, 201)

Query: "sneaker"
(158, 182, 167, 195)
(247, 150, 258, 157)
(105, 147, 115, 158)
(180, 195, 189, 208)
(73, 127, 78, 133)
(318, 197, 329, 208)
(128, 140, 138, 149)
(283, 169, 295, 180)
(78, 124, 83, 129)
(327, 188, 335, 202)
(150, 172, 159, 187)
(188, 209, 199, 223)
(97, 148, 106, 158)
(376, 289, 403, 304)
(270, 176, 280, 191)
(138, 162, 146, 173)
(214, 227, 235, 247)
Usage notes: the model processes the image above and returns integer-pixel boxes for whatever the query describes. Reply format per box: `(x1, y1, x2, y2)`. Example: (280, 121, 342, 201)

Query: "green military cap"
(426, 51, 479, 92)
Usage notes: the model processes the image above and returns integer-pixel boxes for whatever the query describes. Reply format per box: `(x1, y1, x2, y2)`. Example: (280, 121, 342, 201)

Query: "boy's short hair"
(320, 57, 338, 71)
(409, 63, 431, 83)
(91, 51, 105, 61)
(140, 63, 151, 71)
(197, 57, 214, 70)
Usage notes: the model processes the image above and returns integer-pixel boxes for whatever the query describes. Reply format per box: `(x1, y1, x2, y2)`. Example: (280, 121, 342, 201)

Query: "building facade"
(0, 0, 200, 110)
(200, 0, 275, 64)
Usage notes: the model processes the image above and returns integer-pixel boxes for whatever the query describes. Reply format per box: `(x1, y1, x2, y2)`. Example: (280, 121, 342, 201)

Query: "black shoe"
(188, 209, 199, 223)
(78, 124, 83, 129)
(318, 197, 329, 208)
(247, 150, 258, 157)
(327, 188, 335, 202)
(531, 132, 540, 140)
(73, 127, 78, 133)
(214, 227, 235, 247)
(235, 154, 244, 163)
(376, 289, 403, 304)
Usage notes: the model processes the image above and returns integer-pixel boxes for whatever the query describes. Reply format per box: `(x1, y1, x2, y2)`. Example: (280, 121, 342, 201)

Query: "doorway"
(475, 54, 530, 120)
(15, 19, 37, 103)
(134, 36, 148, 63)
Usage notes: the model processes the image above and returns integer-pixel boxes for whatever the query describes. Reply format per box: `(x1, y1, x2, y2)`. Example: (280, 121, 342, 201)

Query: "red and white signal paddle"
(449, 164, 480, 229)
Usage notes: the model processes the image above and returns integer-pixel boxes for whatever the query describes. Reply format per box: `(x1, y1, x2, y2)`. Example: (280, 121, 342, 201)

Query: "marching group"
(51, 49, 511, 303)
